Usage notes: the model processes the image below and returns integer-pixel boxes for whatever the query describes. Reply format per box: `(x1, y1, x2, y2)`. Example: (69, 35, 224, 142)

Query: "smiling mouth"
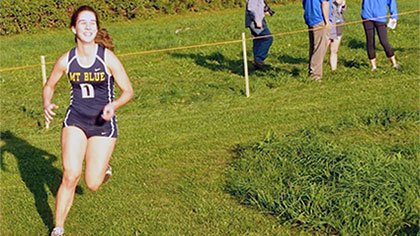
(83, 32, 93, 37)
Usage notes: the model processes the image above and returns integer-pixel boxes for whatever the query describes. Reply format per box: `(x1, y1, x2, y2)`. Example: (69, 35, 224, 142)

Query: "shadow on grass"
(347, 38, 365, 50)
(0, 130, 83, 230)
(171, 52, 301, 79)
(171, 52, 244, 76)
(276, 54, 306, 65)
(343, 59, 368, 69)
(393, 47, 418, 53)
(394, 224, 420, 236)
(249, 63, 300, 77)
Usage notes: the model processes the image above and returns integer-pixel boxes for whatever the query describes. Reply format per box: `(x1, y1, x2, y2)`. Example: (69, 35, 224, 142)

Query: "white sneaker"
(51, 227, 64, 236)
(393, 64, 401, 70)
(103, 165, 112, 184)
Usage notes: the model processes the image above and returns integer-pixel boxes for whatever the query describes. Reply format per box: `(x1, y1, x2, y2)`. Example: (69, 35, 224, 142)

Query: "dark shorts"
(63, 108, 118, 139)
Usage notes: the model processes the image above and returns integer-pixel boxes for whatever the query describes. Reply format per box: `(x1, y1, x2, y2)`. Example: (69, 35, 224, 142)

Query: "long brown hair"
(70, 5, 114, 51)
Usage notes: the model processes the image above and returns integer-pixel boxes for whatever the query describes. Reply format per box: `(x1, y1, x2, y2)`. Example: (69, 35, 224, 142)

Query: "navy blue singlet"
(63, 44, 118, 138)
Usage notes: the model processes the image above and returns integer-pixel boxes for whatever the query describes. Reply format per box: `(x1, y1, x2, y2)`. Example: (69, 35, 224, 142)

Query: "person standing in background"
(361, 0, 400, 71)
(245, 0, 274, 70)
(328, 0, 346, 71)
(302, 0, 332, 81)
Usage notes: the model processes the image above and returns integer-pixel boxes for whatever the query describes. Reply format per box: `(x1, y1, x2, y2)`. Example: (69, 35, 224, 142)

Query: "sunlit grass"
(0, 1, 419, 235)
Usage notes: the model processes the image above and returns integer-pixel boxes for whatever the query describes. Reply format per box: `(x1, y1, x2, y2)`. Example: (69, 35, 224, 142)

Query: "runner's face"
(74, 11, 97, 44)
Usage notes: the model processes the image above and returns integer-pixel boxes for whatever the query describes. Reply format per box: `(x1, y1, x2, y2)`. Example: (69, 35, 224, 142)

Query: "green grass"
(226, 116, 419, 235)
(1, 0, 419, 235)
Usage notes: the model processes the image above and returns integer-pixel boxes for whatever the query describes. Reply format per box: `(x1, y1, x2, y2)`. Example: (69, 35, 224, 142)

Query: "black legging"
(362, 20, 394, 60)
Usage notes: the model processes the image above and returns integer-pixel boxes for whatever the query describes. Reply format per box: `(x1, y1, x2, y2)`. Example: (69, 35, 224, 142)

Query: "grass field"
(1, 1, 419, 235)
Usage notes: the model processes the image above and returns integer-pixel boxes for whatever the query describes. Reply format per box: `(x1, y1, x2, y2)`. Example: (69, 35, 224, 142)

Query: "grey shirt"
(245, 0, 266, 27)
(330, 0, 346, 39)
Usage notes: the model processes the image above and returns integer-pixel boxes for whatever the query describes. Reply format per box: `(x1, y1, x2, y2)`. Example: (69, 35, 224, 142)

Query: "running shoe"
(103, 165, 112, 184)
(51, 227, 64, 236)
(393, 64, 401, 70)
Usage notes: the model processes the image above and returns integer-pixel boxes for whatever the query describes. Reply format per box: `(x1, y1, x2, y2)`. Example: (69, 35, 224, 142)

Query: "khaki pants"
(308, 22, 329, 79)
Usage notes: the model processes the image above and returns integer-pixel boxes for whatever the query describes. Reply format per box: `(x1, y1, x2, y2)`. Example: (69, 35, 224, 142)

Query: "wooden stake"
(242, 32, 250, 98)
(41, 56, 49, 129)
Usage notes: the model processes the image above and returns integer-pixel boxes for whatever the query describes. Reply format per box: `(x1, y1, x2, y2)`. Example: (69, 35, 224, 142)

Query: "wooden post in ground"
(242, 32, 250, 98)
(41, 55, 49, 129)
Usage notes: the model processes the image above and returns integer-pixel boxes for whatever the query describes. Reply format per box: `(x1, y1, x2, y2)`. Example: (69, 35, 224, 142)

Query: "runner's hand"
(44, 104, 58, 125)
(101, 103, 115, 121)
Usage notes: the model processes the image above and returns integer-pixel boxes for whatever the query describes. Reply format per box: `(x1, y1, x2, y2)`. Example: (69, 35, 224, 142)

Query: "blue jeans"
(249, 20, 273, 64)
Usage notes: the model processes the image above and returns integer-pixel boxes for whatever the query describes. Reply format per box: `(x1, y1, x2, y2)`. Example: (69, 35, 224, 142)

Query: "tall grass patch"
(226, 110, 419, 235)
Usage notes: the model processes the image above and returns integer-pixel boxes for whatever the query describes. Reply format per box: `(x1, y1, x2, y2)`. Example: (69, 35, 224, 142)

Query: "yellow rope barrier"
(0, 9, 418, 73)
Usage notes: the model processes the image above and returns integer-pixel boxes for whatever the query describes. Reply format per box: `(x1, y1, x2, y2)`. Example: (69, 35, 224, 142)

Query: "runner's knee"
(62, 170, 81, 188)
